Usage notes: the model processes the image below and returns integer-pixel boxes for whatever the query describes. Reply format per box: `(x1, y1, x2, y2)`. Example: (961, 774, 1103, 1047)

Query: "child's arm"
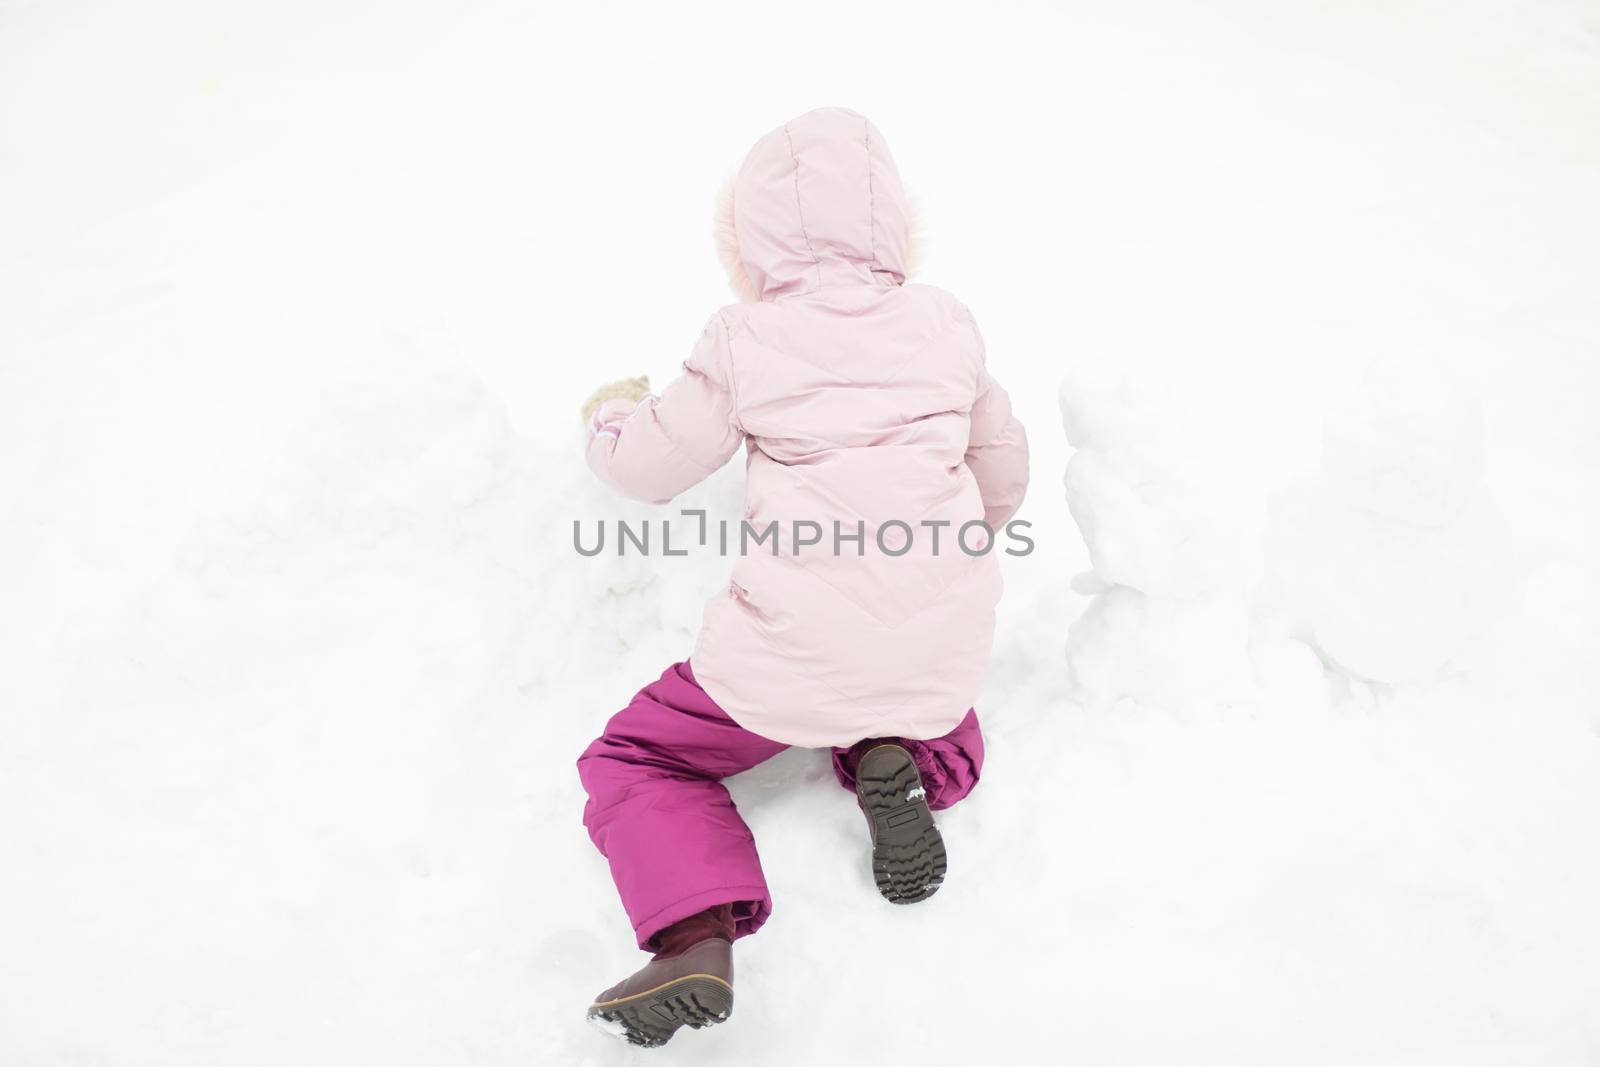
(584, 315, 742, 504)
(965, 367, 1030, 530)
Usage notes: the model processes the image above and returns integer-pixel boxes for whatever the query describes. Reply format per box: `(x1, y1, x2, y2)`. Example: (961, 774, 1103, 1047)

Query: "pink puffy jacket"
(586, 108, 1029, 747)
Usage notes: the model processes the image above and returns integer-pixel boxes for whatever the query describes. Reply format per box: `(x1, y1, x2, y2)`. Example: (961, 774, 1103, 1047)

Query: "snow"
(3, 1, 1598, 1065)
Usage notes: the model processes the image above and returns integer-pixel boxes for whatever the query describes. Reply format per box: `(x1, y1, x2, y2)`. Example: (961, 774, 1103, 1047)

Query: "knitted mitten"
(580, 376, 652, 424)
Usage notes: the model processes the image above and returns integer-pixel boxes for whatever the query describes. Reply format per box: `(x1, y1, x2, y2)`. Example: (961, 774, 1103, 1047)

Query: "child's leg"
(829, 708, 985, 810)
(577, 660, 788, 951)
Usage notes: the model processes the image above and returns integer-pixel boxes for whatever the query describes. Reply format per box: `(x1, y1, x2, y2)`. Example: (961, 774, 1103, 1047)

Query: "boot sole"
(855, 745, 947, 904)
(586, 974, 733, 1048)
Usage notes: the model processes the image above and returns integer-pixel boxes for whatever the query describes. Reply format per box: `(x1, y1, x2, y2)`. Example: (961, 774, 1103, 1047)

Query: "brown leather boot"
(586, 907, 736, 1047)
(854, 743, 947, 904)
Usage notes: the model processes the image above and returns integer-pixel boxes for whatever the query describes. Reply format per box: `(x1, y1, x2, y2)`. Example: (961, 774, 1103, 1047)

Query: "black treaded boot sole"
(855, 744, 947, 904)
(586, 975, 733, 1048)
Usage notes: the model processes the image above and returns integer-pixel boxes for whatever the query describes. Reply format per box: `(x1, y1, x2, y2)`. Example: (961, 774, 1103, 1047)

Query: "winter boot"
(854, 743, 947, 904)
(586, 907, 735, 1047)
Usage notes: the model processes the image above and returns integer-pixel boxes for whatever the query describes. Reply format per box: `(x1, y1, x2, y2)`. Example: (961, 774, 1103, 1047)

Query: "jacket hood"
(715, 107, 912, 303)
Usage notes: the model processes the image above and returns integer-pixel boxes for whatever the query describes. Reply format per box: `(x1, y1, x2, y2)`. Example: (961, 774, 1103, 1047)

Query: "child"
(576, 107, 1029, 1047)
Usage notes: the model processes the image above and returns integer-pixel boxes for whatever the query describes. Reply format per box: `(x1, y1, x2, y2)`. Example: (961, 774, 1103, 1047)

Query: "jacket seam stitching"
(864, 117, 877, 268)
(714, 309, 745, 434)
(783, 122, 823, 291)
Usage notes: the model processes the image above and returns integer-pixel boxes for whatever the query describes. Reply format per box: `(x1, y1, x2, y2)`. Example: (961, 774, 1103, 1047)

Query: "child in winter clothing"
(577, 107, 1029, 1047)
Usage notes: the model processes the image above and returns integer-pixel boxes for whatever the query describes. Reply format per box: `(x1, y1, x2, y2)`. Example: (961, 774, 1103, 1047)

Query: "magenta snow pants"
(576, 661, 984, 950)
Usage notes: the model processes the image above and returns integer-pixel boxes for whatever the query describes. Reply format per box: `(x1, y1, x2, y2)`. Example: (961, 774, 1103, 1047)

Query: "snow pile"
(1061, 348, 1513, 711)
(1060, 349, 1295, 714)
(1052, 330, 1599, 1063)
(1265, 356, 1511, 683)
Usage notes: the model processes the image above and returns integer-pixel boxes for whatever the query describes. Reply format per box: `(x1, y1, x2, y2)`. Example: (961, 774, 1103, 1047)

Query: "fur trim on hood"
(713, 175, 761, 304)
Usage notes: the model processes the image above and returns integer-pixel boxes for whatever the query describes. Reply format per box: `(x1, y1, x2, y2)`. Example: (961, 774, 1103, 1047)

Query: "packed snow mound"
(1319, 356, 1489, 528)
(1265, 357, 1511, 683)
(1060, 352, 1263, 600)
(1061, 347, 1512, 699)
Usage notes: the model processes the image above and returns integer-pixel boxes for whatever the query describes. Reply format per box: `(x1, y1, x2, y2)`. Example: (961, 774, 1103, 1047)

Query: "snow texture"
(3, 2, 1598, 1065)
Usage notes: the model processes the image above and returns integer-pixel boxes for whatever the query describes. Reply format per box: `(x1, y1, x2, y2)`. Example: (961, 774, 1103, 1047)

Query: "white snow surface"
(3, 2, 1598, 1065)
